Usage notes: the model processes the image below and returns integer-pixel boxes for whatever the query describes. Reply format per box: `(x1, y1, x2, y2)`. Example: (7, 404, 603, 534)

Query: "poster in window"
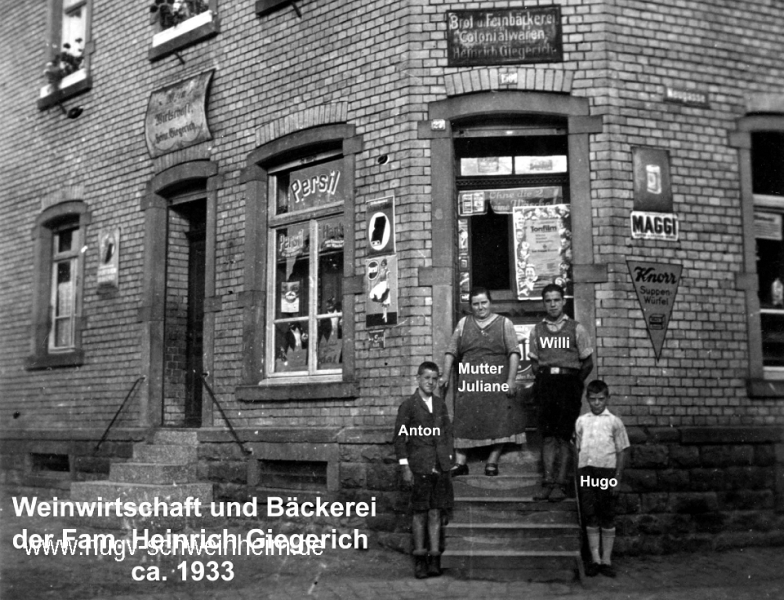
(513, 204, 572, 299)
(366, 255, 398, 327)
(366, 195, 396, 256)
(280, 280, 300, 313)
(97, 227, 120, 288)
(755, 212, 783, 241)
(458, 219, 469, 254)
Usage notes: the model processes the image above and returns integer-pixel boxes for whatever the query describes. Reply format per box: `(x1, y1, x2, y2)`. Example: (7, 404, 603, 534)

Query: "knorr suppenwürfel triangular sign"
(627, 260, 682, 360)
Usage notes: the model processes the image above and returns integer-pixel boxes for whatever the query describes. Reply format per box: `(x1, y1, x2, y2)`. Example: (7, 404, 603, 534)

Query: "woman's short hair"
(469, 287, 492, 302)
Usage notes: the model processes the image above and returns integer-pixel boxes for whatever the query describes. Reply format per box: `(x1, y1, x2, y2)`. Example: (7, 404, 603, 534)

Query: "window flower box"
(149, 3, 219, 61)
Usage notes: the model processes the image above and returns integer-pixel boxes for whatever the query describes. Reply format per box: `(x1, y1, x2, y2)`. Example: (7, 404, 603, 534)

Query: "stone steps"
(443, 442, 583, 582)
(69, 428, 213, 530)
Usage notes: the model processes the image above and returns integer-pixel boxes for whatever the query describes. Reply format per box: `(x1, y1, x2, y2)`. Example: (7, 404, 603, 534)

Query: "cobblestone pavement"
(2, 492, 783, 600)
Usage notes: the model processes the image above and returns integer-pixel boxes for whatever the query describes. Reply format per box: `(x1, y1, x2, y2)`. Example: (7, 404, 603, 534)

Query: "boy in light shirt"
(575, 380, 630, 578)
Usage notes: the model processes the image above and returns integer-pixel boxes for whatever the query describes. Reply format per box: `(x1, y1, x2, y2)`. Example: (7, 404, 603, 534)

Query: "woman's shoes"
(450, 464, 469, 477)
(484, 463, 499, 476)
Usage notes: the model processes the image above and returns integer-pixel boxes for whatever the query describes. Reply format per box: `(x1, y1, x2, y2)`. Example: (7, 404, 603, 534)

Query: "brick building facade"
(1, 0, 783, 553)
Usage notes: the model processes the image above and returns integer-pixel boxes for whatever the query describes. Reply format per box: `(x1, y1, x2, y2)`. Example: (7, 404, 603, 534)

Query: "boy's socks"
(601, 527, 616, 565)
(586, 526, 601, 564)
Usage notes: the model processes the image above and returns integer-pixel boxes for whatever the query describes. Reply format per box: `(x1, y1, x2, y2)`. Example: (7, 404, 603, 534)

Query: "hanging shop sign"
(458, 187, 563, 216)
(627, 260, 682, 360)
(446, 7, 563, 67)
(97, 227, 120, 287)
(512, 204, 572, 299)
(366, 195, 396, 256)
(366, 255, 398, 327)
(632, 147, 672, 212)
(145, 70, 213, 158)
(286, 157, 345, 213)
(630, 211, 679, 241)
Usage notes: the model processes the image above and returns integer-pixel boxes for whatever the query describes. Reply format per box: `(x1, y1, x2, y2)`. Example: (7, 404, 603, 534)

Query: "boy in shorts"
(394, 361, 454, 578)
(575, 380, 630, 577)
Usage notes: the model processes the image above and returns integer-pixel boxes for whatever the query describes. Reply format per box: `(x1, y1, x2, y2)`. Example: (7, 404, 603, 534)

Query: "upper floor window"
(39, 0, 92, 109)
(27, 201, 90, 370)
(266, 151, 345, 380)
(148, 0, 219, 61)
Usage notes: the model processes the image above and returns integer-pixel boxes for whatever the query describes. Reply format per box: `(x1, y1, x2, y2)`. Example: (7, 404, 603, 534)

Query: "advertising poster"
(366, 195, 396, 256)
(512, 204, 572, 299)
(366, 255, 398, 327)
(627, 260, 683, 360)
(97, 228, 120, 287)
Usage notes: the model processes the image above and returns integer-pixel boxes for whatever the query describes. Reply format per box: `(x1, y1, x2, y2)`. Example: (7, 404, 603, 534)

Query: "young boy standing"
(575, 380, 630, 577)
(394, 361, 454, 579)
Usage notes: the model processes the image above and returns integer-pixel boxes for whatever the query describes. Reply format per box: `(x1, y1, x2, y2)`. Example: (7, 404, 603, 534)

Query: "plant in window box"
(149, 0, 209, 30)
(43, 40, 84, 87)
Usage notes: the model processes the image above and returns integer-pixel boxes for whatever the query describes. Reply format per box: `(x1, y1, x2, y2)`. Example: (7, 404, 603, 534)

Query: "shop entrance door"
(452, 119, 574, 423)
(164, 200, 206, 427)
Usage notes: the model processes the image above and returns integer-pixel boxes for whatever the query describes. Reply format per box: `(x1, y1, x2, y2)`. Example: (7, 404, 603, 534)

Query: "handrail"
(201, 373, 253, 456)
(95, 376, 146, 452)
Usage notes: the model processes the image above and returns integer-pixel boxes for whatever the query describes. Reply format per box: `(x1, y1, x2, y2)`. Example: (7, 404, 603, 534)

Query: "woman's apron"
(453, 315, 525, 442)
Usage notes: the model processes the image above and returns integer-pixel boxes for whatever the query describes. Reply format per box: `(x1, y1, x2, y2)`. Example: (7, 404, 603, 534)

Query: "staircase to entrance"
(442, 435, 583, 582)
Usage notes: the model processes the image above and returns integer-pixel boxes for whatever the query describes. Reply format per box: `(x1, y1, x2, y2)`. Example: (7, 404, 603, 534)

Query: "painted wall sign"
(664, 86, 709, 108)
(286, 157, 345, 213)
(97, 228, 120, 287)
(366, 195, 396, 257)
(627, 260, 683, 360)
(632, 147, 672, 212)
(446, 7, 563, 67)
(630, 211, 679, 241)
(145, 70, 213, 158)
(366, 255, 398, 327)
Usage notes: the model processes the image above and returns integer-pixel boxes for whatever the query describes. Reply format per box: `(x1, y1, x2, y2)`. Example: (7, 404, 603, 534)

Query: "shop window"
(266, 151, 345, 380)
(27, 201, 90, 370)
(148, 0, 219, 61)
(752, 131, 784, 371)
(38, 0, 92, 109)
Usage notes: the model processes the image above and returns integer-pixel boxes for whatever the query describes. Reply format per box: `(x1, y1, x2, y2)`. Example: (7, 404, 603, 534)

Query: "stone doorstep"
(151, 429, 199, 446)
(445, 533, 580, 552)
(134, 444, 199, 464)
(447, 522, 581, 539)
(453, 475, 546, 498)
(109, 462, 197, 485)
(452, 506, 577, 524)
(442, 549, 582, 582)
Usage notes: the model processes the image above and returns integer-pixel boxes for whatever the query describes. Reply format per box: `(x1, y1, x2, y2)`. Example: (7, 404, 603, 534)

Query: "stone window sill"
(747, 378, 784, 398)
(37, 70, 91, 110)
(149, 11, 219, 61)
(25, 350, 85, 370)
(236, 381, 359, 402)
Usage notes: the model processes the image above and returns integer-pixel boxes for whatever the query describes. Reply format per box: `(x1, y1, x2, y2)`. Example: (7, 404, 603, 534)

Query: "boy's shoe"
(599, 563, 617, 578)
(585, 562, 601, 577)
(414, 553, 428, 579)
(549, 485, 567, 502)
(533, 484, 553, 501)
(451, 464, 469, 477)
(484, 463, 499, 476)
(427, 552, 442, 577)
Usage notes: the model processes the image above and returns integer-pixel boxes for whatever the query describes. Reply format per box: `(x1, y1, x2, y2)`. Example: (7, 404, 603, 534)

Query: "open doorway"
(164, 199, 206, 427)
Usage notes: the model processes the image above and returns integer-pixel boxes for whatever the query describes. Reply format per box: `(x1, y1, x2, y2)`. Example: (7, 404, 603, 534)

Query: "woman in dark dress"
(441, 288, 524, 476)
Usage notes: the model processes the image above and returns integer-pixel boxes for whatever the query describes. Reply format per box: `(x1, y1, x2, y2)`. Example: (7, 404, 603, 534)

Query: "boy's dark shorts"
(578, 466, 617, 529)
(410, 470, 453, 512)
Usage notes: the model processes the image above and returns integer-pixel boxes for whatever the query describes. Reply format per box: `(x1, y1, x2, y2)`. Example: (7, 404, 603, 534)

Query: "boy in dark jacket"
(394, 361, 454, 578)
